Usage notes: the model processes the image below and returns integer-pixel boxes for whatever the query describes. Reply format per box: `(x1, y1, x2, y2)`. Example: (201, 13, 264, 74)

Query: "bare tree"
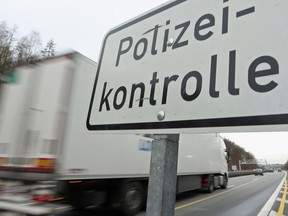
(15, 31, 42, 65)
(224, 138, 256, 171)
(284, 159, 288, 170)
(0, 21, 56, 86)
(41, 39, 56, 59)
(0, 22, 16, 78)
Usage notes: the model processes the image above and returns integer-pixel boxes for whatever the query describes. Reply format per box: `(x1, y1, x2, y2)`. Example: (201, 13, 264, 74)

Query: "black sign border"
(87, 0, 288, 131)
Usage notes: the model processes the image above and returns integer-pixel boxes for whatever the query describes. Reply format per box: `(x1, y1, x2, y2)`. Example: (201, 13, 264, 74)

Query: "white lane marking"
(257, 172, 287, 216)
(268, 210, 277, 216)
(276, 197, 288, 204)
(227, 185, 234, 188)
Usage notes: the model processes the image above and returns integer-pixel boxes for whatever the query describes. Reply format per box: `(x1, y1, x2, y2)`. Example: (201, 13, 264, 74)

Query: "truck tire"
(207, 176, 214, 193)
(120, 181, 145, 216)
(69, 190, 88, 209)
(69, 188, 106, 209)
(220, 175, 228, 189)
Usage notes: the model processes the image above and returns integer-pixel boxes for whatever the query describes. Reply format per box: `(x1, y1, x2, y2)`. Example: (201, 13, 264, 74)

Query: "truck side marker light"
(68, 180, 82, 184)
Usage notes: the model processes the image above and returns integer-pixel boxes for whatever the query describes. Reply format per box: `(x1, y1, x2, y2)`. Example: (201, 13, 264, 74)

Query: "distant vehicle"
(254, 168, 264, 176)
(277, 168, 282, 172)
(267, 168, 274, 173)
(0, 52, 230, 216)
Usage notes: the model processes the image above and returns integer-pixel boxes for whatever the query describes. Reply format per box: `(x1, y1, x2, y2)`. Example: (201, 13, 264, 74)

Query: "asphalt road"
(173, 172, 285, 216)
(1, 171, 287, 216)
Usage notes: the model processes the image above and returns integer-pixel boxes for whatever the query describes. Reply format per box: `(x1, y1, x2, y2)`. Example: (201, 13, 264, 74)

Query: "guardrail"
(228, 170, 255, 177)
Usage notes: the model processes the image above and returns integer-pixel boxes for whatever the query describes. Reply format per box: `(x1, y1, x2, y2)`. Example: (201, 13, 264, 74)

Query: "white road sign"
(87, 0, 288, 133)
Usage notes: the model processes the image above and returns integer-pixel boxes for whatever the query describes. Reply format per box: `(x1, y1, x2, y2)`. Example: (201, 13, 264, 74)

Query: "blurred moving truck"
(0, 52, 230, 215)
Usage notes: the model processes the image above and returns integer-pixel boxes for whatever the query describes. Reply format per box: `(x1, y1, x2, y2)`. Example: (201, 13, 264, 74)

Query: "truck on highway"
(0, 52, 230, 215)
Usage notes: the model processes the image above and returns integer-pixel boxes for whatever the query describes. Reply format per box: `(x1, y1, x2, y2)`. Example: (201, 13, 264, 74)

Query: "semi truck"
(0, 52, 230, 215)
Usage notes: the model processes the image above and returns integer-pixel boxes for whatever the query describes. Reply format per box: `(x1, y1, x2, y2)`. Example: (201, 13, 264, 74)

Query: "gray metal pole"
(146, 134, 179, 216)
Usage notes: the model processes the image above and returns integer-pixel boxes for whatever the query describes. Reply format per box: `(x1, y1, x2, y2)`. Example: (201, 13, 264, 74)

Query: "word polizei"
(98, 2, 279, 112)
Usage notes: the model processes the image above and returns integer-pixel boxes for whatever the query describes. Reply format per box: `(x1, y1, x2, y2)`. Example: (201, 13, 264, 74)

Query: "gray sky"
(0, 0, 167, 61)
(221, 132, 288, 164)
(1, 0, 287, 164)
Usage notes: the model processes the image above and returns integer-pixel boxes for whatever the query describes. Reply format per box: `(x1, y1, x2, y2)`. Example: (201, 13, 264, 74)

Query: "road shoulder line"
(277, 179, 287, 216)
(257, 172, 287, 216)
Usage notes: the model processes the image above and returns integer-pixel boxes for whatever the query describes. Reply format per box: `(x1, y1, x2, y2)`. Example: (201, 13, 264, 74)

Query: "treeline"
(284, 160, 288, 170)
(224, 138, 256, 170)
(0, 21, 56, 85)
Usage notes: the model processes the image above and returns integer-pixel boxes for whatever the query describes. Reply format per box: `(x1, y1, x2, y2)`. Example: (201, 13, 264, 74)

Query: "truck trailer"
(0, 52, 230, 215)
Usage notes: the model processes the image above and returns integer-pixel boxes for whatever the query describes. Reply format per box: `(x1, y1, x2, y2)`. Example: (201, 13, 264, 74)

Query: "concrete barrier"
(228, 170, 255, 177)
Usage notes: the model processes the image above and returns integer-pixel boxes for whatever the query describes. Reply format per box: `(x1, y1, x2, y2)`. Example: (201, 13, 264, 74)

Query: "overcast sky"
(221, 132, 288, 165)
(1, 0, 287, 165)
(0, 0, 167, 61)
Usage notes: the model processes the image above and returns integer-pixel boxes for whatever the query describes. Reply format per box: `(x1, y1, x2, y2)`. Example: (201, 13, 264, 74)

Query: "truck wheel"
(69, 190, 87, 209)
(120, 182, 145, 216)
(207, 176, 214, 193)
(69, 189, 105, 209)
(220, 175, 228, 189)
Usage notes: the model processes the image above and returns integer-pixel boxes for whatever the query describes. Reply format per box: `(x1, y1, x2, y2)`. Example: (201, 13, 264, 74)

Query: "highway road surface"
(1, 171, 287, 216)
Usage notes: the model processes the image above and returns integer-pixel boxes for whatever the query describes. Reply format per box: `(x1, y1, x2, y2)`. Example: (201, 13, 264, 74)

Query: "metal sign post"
(146, 134, 179, 216)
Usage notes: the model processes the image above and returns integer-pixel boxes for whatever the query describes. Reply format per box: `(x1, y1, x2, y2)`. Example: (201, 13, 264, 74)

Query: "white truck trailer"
(0, 52, 230, 215)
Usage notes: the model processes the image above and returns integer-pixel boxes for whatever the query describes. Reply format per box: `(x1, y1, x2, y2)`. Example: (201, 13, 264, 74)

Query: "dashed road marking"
(277, 179, 287, 216)
(269, 210, 277, 216)
(269, 210, 278, 216)
(276, 198, 288, 204)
